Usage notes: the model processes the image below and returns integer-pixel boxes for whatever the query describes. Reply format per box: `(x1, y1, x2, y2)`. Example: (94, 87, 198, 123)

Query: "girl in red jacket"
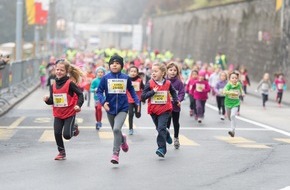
(43, 59, 84, 160)
(126, 65, 144, 135)
(141, 63, 179, 158)
(191, 70, 210, 123)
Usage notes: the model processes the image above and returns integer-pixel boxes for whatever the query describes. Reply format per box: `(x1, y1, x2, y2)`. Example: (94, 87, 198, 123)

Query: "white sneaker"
(220, 115, 225, 120)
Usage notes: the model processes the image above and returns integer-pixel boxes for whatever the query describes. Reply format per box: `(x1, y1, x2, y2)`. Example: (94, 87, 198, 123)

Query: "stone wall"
(150, 0, 289, 84)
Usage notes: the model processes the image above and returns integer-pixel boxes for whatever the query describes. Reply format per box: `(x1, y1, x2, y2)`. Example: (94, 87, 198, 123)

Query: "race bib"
(53, 93, 68, 107)
(151, 91, 168, 104)
(228, 90, 240, 99)
(196, 83, 205, 92)
(108, 79, 127, 94)
(277, 83, 283, 90)
(241, 75, 246, 82)
(132, 81, 140, 91)
(261, 83, 268, 90)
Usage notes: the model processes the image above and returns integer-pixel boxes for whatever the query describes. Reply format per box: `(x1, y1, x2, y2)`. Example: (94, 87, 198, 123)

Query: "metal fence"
(0, 58, 44, 108)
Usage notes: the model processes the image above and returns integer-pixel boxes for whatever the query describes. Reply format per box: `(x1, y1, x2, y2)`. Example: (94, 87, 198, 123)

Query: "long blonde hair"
(152, 62, 167, 78)
(56, 59, 84, 84)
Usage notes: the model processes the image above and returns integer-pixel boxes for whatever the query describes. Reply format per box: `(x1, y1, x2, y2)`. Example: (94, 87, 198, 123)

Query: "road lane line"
(179, 135, 199, 146)
(98, 131, 113, 139)
(39, 130, 69, 142)
(274, 138, 290, 143)
(0, 126, 273, 131)
(0, 129, 15, 140)
(206, 103, 290, 137)
(216, 136, 271, 149)
(9, 116, 25, 129)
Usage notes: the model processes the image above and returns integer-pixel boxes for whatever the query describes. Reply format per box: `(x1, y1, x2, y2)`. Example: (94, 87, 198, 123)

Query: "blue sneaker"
(129, 129, 133, 135)
(156, 148, 165, 158)
(166, 133, 172, 144)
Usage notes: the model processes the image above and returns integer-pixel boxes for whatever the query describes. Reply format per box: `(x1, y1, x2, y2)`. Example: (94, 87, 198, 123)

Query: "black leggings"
(277, 92, 283, 104)
(189, 95, 196, 115)
(262, 93, 268, 107)
(167, 111, 180, 138)
(128, 103, 141, 130)
(54, 115, 76, 152)
(216, 96, 225, 115)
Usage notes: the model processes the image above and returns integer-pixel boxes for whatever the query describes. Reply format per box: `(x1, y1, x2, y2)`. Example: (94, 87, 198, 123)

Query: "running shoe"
(73, 123, 79, 136)
(54, 151, 66, 160)
(228, 131, 235, 138)
(121, 134, 129, 152)
(156, 148, 165, 158)
(129, 129, 134, 135)
(174, 138, 180, 149)
(166, 132, 172, 144)
(111, 152, 119, 164)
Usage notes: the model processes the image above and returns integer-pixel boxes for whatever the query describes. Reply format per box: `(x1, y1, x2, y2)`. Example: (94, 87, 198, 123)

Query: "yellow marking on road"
(236, 144, 270, 149)
(98, 131, 113, 139)
(216, 136, 255, 144)
(0, 129, 15, 140)
(274, 138, 290, 143)
(9, 116, 25, 129)
(34, 117, 51, 123)
(76, 118, 83, 123)
(179, 135, 199, 146)
(124, 115, 137, 129)
(216, 136, 270, 149)
(39, 130, 69, 142)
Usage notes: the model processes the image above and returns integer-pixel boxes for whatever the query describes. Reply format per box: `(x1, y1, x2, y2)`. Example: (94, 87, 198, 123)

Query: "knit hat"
(95, 66, 106, 74)
(108, 55, 124, 69)
(198, 70, 206, 77)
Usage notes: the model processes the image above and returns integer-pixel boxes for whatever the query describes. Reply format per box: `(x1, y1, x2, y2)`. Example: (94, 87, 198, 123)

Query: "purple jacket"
(167, 76, 185, 112)
(214, 80, 227, 96)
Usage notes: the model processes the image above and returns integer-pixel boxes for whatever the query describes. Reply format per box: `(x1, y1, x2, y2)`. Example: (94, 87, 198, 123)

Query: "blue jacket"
(97, 71, 140, 115)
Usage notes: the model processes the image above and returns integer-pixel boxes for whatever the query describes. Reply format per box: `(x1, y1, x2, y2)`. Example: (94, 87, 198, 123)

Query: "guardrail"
(0, 58, 46, 113)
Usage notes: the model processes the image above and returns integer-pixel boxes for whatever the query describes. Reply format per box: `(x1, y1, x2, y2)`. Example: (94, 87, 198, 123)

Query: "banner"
(26, 0, 49, 25)
(276, 0, 283, 11)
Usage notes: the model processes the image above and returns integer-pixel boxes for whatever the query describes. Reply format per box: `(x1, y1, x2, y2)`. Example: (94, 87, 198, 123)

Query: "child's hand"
(103, 102, 110, 111)
(177, 101, 181, 107)
(153, 86, 158, 92)
(74, 105, 81, 112)
(43, 95, 49, 102)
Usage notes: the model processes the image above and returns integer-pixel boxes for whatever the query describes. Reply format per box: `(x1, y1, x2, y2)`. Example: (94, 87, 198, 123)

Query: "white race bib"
(108, 79, 127, 94)
(132, 81, 140, 91)
(53, 93, 68, 107)
(151, 91, 168, 104)
(196, 83, 205, 92)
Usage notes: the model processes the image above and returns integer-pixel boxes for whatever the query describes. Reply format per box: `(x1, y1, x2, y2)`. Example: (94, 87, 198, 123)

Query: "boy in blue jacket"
(96, 55, 140, 164)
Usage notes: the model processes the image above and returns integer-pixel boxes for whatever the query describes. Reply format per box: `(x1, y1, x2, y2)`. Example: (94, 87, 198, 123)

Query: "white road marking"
(206, 103, 290, 137)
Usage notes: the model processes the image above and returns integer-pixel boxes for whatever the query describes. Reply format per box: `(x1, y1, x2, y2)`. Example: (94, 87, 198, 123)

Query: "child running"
(141, 62, 179, 158)
(186, 70, 198, 119)
(191, 70, 210, 123)
(166, 62, 185, 149)
(90, 66, 106, 130)
(96, 55, 140, 164)
(214, 71, 227, 120)
(223, 72, 245, 137)
(126, 65, 144, 135)
(43, 59, 84, 160)
(256, 73, 272, 108)
(273, 73, 287, 107)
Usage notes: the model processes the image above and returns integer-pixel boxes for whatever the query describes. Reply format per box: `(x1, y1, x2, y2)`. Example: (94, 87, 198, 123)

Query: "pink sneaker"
(111, 153, 119, 164)
(121, 134, 129, 152)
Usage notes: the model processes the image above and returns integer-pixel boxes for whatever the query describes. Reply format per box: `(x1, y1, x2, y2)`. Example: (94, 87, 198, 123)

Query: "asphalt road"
(0, 88, 290, 190)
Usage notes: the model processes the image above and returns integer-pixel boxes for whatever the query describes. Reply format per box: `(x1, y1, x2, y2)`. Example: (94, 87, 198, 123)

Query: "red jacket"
(52, 79, 78, 119)
(147, 79, 172, 115)
(127, 77, 142, 103)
